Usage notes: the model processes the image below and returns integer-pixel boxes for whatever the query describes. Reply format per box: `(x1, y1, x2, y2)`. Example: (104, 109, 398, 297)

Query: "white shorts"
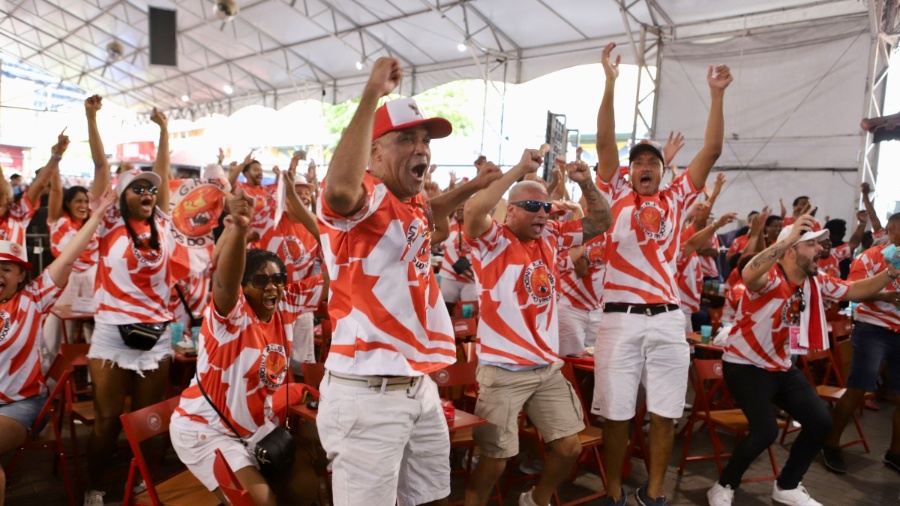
(317, 373, 450, 506)
(87, 322, 173, 374)
(291, 311, 316, 367)
(439, 277, 477, 304)
(681, 307, 694, 334)
(170, 415, 273, 491)
(557, 302, 602, 356)
(591, 310, 690, 420)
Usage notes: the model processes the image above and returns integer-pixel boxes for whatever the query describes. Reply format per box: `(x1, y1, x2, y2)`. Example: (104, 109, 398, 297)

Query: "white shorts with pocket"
(316, 372, 450, 506)
(557, 302, 602, 356)
(169, 414, 275, 491)
(592, 309, 690, 420)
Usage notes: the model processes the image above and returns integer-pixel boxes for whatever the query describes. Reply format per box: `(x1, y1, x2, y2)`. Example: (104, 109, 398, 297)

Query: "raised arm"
(228, 152, 252, 190)
(843, 262, 900, 301)
(149, 108, 170, 211)
(281, 169, 321, 244)
(464, 150, 542, 239)
(47, 132, 70, 221)
(684, 213, 737, 256)
(847, 210, 868, 252)
(213, 191, 254, 316)
(860, 182, 882, 233)
(687, 65, 733, 190)
(85, 95, 109, 200)
(26, 147, 64, 206)
(742, 214, 813, 291)
(566, 159, 612, 242)
(48, 189, 115, 288)
(430, 161, 501, 222)
(596, 43, 621, 183)
(325, 57, 402, 216)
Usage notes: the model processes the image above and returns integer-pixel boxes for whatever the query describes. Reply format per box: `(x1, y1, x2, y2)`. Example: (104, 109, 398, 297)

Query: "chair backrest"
(830, 318, 853, 340)
(213, 448, 254, 506)
(451, 317, 477, 340)
(460, 341, 477, 363)
(690, 359, 728, 416)
(430, 361, 477, 402)
(30, 368, 71, 434)
(800, 348, 844, 387)
(59, 342, 91, 367)
(120, 396, 181, 505)
(560, 362, 591, 425)
(300, 362, 326, 389)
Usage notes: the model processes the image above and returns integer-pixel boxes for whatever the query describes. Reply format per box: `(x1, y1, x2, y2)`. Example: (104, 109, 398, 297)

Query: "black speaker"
(149, 7, 177, 66)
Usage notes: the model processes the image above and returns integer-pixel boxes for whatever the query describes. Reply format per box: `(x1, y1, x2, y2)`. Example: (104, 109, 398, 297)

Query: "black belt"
(603, 303, 679, 316)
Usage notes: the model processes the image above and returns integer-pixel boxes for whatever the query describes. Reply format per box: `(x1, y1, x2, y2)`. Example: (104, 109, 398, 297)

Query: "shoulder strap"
(174, 284, 196, 322)
(195, 373, 248, 447)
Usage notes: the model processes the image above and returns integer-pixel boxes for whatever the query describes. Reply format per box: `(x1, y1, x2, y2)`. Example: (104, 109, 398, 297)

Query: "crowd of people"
(0, 43, 898, 506)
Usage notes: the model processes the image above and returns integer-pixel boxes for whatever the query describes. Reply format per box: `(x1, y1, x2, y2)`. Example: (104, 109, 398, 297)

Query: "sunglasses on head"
(130, 185, 158, 196)
(511, 200, 553, 213)
(248, 272, 287, 289)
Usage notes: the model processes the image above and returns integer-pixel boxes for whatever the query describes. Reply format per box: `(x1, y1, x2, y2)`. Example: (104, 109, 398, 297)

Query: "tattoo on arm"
(580, 181, 612, 242)
(748, 242, 789, 271)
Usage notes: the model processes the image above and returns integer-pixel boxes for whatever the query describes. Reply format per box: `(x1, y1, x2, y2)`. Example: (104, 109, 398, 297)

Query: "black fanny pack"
(118, 322, 168, 351)
(196, 373, 296, 478)
(451, 256, 472, 275)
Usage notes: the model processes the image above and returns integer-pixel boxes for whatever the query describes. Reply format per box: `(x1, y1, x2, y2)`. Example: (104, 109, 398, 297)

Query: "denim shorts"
(847, 321, 900, 393)
(0, 394, 48, 433)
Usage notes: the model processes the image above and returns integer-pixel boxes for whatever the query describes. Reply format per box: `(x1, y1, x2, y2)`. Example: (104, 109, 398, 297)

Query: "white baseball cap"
(0, 240, 32, 270)
(371, 98, 452, 141)
(115, 168, 162, 197)
(776, 224, 828, 246)
(293, 174, 315, 190)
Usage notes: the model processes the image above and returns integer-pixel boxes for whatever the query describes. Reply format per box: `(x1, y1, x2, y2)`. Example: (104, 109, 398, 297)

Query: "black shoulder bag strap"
(174, 284, 199, 327)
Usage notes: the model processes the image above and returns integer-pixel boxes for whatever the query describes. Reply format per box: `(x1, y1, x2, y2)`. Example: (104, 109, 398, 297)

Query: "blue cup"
(461, 303, 474, 319)
(191, 326, 201, 341)
(170, 322, 184, 346)
(700, 325, 713, 344)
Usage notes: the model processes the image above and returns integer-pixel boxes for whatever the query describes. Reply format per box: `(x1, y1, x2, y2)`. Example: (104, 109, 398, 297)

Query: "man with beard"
(227, 152, 270, 240)
(707, 215, 900, 506)
(462, 155, 611, 506)
(592, 41, 733, 506)
(316, 57, 501, 506)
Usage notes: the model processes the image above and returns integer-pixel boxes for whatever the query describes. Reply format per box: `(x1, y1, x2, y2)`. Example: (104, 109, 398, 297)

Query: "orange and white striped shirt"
(49, 215, 98, 272)
(817, 242, 851, 279)
(724, 269, 849, 371)
(699, 234, 720, 278)
(257, 215, 320, 284)
(676, 224, 703, 313)
(440, 218, 475, 283)
(172, 278, 323, 436)
(723, 267, 745, 322)
(236, 182, 273, 239)
(557, 235, 606, 312)
(0, 195, 37, 247)
(599, 170, 701, 305)
(317, 172, 456, 376)
(468, 219, 582, 367)
(94, 206, 190, 325)
(0, 271, 62, 403)
(850, 245, 900, 333)
(727, 234, 749, 258)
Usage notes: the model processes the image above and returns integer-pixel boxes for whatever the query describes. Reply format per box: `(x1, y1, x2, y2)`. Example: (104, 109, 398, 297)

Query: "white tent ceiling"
(0, 0, 870, 114)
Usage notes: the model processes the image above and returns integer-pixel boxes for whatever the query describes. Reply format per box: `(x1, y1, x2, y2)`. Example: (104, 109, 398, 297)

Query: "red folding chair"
(678, 359, 783, 482)
(212, 448, 254, 506)
(120, 397, 219, 505)
(4, 353, 76, 506)
(557, 362, 607, 505)
(300, 362, 326, 389)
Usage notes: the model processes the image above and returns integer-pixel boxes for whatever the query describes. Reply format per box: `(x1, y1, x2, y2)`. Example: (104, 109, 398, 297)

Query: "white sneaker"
(84, 490, 105, 506)
(519, 488, 546, 506)
(706, 482, 734, 506)
(772, 483, 822, 506)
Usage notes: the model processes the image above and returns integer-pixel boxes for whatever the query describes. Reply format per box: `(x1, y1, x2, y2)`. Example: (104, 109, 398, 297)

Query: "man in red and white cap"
(316, 57, 500, 506)
(706, 216, 899, 506)
(593, 41, 733, 506)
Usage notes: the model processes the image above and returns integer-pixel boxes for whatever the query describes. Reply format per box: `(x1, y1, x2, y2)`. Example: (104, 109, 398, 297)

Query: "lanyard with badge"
(777, 263, 808, 355)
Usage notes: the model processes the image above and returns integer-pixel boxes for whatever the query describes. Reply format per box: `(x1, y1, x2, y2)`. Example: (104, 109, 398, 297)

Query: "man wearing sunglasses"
(461, 153, 611, 506)
(593, 41, 733, 506)
(316, 57, 501, 506)
(706, 215, 900, 506)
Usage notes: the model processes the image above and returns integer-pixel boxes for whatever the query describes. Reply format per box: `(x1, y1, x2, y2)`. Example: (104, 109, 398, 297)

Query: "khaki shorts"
(472, 361, 584, 459)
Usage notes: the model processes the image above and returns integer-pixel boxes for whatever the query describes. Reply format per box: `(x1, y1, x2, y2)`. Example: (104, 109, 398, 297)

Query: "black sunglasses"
(248, 272, 287, 289)
(511, 200, 552, 213)
(130, 185, 158, 196)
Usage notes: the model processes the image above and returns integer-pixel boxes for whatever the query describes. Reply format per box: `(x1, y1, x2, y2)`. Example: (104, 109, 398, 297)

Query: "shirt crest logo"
(259, 343, 288, 389)
(523, 260, 554, 305)
(634, 201, 667, 240)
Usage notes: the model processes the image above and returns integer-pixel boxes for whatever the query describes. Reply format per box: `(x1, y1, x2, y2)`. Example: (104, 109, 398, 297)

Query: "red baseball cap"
(372, 98, 453, 141)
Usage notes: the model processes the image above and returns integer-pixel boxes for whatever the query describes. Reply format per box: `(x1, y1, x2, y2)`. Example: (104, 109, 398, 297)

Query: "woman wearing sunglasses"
(170, 190, 327, 505)
(82, 97, 190, 506)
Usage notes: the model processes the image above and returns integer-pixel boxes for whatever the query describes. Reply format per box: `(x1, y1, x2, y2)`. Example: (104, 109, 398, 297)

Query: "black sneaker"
(885, 451, 900, 472)
(635, 483, 667, 506)
(821, 446, 846, 474)
(599, 489, 627, 506)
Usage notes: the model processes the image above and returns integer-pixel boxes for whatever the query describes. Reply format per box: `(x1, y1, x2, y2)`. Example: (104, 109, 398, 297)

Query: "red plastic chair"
(212, 448, 254, 506)
(300, 362, 326, 389)
(678, 359, 783, 482)
(557, 362, 607, 505)
(4, 353, 76, 506)
(120, 397, 219, 505)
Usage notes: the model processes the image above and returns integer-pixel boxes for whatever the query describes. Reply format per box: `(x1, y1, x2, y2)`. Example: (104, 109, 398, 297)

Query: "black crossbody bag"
(195, 354, 296, 478)
(451, 229, 472, 274)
